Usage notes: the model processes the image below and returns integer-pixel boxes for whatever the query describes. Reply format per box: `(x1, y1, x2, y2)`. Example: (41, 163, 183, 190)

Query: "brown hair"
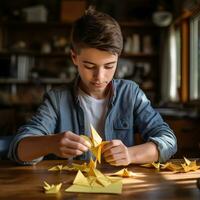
(71, 6, 123, 55)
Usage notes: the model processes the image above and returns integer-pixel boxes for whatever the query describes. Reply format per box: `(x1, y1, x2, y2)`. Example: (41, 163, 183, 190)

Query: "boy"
(9, 7, 177, 166)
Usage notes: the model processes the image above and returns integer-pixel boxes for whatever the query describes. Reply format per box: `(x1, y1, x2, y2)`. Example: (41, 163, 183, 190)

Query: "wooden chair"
(0, 136, 14, 159)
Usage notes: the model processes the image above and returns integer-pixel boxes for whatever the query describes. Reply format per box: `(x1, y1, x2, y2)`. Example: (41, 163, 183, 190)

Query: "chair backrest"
(0, 136, 14, 159)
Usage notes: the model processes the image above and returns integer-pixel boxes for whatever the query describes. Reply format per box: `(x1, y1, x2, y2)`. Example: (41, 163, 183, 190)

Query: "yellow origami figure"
(110, 168, 135, 177)
(49, 159, 97, 173)
(67, 159, 97, 173)
(161, 162, 183, 172)
(142, 157, 200, 173)
(48, 165, 65, 171)
(81, 124, 109, 163)
(43, 181, 62, 194)
(181, 157, 200, 172)
(141, 162, 161, 171)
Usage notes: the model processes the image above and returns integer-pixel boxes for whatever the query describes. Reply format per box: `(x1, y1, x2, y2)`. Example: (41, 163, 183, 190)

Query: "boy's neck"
(79, 81, 111, 99)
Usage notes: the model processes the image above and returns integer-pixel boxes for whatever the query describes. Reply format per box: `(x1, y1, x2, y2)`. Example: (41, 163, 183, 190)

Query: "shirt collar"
(72, 76, 116, 106)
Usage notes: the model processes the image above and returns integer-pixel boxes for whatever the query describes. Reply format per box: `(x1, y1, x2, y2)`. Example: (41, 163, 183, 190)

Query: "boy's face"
(71, 48, 118, 98)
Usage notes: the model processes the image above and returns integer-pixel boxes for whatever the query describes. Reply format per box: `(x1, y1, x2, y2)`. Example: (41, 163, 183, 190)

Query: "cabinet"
(0, 20, 161, 135)
(165, 117, 200, 158)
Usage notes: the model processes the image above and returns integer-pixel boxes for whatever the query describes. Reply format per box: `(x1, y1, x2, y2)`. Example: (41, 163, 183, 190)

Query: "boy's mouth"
(91, 82, 106, 87)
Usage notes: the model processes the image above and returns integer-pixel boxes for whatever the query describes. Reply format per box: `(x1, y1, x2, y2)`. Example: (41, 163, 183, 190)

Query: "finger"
(62, 138, 89, 152)
(109, 159, 128, 166)
(102, 140, 122, 153)
(103, 146, 122, 158)
(60, 147, 83, 157)
(105, 152, 125, 163)
(64, 132, 91, 148)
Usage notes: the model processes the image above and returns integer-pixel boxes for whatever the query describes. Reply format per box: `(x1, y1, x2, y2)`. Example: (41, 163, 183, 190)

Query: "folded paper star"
(65, 169, 122, 194)
(109, 168, 135, 177)
(43, 181, 62, 194)
(81, 124, 109, 163)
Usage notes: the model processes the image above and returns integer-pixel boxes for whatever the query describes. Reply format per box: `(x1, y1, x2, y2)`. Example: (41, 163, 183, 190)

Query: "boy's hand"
(51, 131, 91, 158)
(102, 140, 131, 166)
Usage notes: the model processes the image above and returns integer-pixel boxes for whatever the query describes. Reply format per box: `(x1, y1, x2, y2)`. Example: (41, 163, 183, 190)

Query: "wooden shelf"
(0, 78, 72, 84)
(121, 52, 157, 58)
(0, 51, 70, 57)
(0, 102, 40, 108)
(0, 20, 157, 28)
(0, 51, 157, 58)
(0, 21, 72, 28)
(119, 21, 156, 28)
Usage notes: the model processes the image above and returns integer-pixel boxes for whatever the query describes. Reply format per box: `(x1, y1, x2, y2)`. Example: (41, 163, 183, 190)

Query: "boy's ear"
(70, 49, 78, 66)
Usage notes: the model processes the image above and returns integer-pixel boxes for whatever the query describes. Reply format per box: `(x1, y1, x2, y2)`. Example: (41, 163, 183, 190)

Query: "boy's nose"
(93, 68, 105, 80)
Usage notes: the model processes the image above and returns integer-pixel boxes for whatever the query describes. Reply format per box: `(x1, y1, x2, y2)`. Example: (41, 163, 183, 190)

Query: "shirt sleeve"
(133, 86, 177, 163)
(8, 90, 59, 165)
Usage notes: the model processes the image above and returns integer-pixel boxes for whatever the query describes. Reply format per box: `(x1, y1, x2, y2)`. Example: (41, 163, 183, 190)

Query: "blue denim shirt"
(8, 78, 177, 165)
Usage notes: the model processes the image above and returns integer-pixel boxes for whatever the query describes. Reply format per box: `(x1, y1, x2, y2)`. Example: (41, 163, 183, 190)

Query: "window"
(190, 12, 200, 100)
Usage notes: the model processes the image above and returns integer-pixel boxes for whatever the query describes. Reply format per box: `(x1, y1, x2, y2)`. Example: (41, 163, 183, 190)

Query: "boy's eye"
(105, 65, 114, 69)
(83, 65, 95, 69)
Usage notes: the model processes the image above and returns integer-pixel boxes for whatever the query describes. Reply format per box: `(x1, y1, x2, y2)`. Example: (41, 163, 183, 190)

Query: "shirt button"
(122, 122, 128, 128)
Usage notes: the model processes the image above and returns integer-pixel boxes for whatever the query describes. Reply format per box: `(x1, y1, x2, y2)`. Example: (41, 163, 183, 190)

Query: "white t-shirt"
(78, 88, 109, 138)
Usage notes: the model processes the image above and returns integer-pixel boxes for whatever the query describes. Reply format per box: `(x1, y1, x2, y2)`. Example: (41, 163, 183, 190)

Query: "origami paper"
(90, 124, 102, 147)
(141, 162, 161, 170)
(48, 165, 65, 171)
(88, 158, 97, 169)
(181, 157, 200, 172)
(142, 157, 200, 173)
(43, 181, 62, 194)
(92, 168, 112, 187)
(65, 180, 122, 194)
(109, 168, 135, 177)
(65, 169, 122, 194)
(73, 170, 91, 186)
(49, 159, 97, 174)
(69, 162, 88, 171)
(81, 124, 109, 163)
(87, 159, 97, 175)
(161, 162, 183, 172)
(48, 163, 87, 172)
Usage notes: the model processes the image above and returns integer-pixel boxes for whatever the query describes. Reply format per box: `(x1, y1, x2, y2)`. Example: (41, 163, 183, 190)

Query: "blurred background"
(0, 0, 199, 158)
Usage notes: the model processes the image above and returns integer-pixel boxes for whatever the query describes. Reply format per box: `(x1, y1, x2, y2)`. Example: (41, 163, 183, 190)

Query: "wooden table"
(0, 159, 200, 200)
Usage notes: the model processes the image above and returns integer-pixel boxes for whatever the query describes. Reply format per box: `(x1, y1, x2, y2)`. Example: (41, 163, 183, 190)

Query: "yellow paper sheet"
(73, 170, 90, 186)
(65, 180, 122, 194)
(92, 168, 112, 187)
(65, 170, 122, 194)
(43, 181, 62, 194)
